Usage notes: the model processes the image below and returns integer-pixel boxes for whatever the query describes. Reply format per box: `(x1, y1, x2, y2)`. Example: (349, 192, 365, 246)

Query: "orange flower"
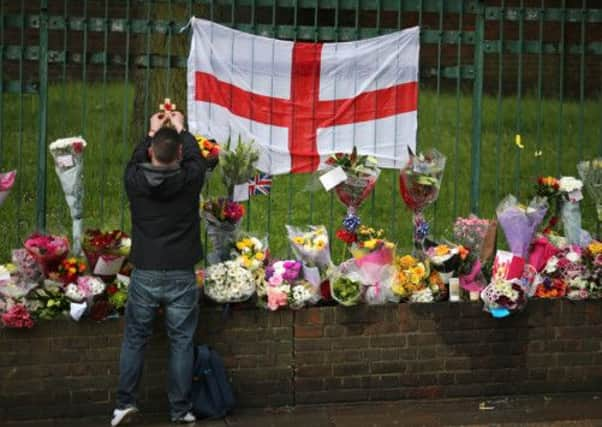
(458, 245, 469, 260)
(434, 245, 450, 256)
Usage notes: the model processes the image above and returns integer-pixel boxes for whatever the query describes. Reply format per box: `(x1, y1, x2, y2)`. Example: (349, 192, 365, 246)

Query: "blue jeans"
(116, 269, 199, 419)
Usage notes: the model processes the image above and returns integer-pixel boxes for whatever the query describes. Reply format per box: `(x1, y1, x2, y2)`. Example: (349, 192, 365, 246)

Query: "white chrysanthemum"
(49, 136, 88, 151)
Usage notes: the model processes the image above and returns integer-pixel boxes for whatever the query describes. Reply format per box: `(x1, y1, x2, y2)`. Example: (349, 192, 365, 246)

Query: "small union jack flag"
(248, 173, 272, 196)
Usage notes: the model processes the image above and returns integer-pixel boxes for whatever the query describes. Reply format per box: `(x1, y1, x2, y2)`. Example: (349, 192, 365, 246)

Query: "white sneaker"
(110, 406, 139, 426)
(172, 411, 196, 424)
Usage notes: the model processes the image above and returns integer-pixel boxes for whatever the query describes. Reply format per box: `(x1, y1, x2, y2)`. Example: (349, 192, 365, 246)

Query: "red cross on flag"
(187, 18, 419, 175)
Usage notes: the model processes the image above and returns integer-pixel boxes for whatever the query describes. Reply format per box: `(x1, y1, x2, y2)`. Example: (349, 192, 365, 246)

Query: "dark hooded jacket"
(124, 131, 207, 270)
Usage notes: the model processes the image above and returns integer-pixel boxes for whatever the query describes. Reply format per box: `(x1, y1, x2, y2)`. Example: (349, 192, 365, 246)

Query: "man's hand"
(148, 112, 167, 137)
(169, 111, 186, 133)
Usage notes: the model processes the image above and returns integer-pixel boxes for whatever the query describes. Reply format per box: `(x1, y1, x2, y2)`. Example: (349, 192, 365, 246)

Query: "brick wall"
(1, 300, 601, 422)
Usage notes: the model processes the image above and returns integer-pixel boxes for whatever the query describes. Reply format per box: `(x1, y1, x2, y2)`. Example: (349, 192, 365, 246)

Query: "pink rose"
(267, 289, 288, 311)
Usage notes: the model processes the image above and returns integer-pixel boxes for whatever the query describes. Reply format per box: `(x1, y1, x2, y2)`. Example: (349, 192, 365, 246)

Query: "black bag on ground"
(191, 345, 236, 419)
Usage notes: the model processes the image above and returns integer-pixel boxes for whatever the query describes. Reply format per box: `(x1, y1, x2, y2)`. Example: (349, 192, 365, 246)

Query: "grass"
(0, 82, 600, 262)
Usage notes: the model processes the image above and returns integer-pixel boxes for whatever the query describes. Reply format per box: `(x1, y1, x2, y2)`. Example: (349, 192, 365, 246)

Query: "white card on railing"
(232, 183, 250, 202)
(93, 255, 125, 276)
(319, 166, 347, 191)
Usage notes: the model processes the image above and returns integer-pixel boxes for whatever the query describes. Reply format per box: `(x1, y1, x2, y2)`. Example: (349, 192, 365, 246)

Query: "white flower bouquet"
(204, 260, 256, 303)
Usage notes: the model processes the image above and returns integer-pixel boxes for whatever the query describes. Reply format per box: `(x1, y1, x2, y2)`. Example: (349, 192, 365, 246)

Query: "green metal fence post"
(469, 0, 485, 215)
(36, 0, 49, 232)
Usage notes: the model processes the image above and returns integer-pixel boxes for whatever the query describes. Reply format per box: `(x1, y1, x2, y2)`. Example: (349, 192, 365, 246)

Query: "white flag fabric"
(187, 18, 419, 175)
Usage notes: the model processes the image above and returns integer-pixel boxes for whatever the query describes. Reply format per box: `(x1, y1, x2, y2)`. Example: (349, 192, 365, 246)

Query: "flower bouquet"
(329, 259, 363, 306)
(535, 176, 561, 235)
(324, 148, 380, 243)
(204, 260, 255, 303)
(1, 302, 34, 329)
(0, 170, 16, 206)
(29, 280, 70, 320)
(582, 241, 602, 299)
(392, 254, 429, 301)
(49, 137, 86, 254)
(232, 234, 267, 272)
(196, 134, 221, 167)
(456, 246, 486, 301)
(263, 260, 315, 310)
(51, 257, 87, 285)
(534, 247, 582, 299)
(0, 264, 38, 300)
(82, 229, 130, 277)
(452, 215, 497, 262)
(286, 225, 333, 302)
(349, 225, 395, 266)
(106, 274, 130, 314)
(577, 158, 602, 223)
(201, 197, 245, 264)
(496, 195, 548, 260)
(399, 148, 446, 253)
(481, 278, 528, 318)
(220, 136, 259, 199)
(11, 249, 42, 282)
(424, 242, 462, 291)
(558, 176, 586, 246)
(64, 275, 106, 302)
(24, 233, 69, 277)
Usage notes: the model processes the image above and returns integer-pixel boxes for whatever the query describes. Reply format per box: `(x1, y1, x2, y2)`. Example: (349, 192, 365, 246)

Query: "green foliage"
(219, 136, 260, 198)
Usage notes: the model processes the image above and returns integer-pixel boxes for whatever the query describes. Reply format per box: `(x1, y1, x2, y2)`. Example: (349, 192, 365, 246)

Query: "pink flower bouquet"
(0, 170, 16, 205)
(24, 233, 70, 277)
(1, 303, 34, 329)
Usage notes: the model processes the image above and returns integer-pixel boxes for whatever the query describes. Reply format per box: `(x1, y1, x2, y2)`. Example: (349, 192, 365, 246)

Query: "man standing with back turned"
(111, 110, 208, 426)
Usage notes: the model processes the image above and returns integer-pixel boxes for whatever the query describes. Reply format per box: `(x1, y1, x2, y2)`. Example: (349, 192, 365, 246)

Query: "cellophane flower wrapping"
(231, 234, 268, 272)
(398, 148, 446, 212)
(481, 278, 528, 318)
(0, 264, 38, 300)
(583, 241, 602, 299)
(329, 259, 362, 306)
(559, 176, 585, 246)
(356, 262, 397, 305)
(286, 225, 333, 303)
(201, 197, 245, 265)
(49, 137, 86, 254)
(349, 225, 396, 266)
(82, 229, 130, 276)
(577, 158, 602, 222)
(528, 234, 560, 272)
(11, 249, 42, 282)
(322, 149, 381, 212)
(425, 242, 461, 274)
(0, 170, 16, 206)
(204, 260, 255, 303)
(64, 275, 106, 302)
(452, 215, 495, 259)
(24, 233, 70, 277)
(496, 195, 548, 259)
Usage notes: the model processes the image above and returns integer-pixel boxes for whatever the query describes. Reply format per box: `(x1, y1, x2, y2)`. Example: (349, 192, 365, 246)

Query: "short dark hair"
(151, 128, 181, 164)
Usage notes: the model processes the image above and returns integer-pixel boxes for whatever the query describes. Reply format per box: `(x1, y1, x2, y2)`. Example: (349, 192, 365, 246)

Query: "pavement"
(4, 394, 602, 427)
